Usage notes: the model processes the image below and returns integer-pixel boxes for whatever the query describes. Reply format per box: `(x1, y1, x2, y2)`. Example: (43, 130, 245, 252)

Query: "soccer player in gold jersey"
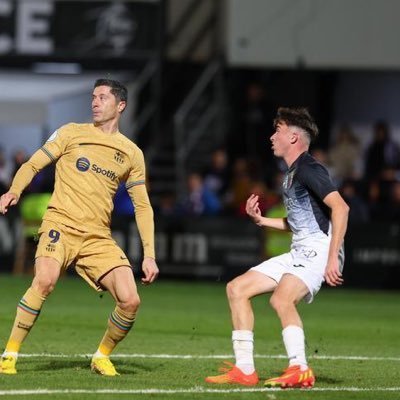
(0, 78, 159, 376)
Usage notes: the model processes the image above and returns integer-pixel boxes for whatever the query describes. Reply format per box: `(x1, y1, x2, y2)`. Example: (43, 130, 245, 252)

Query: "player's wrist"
(253, 216, 263, 226)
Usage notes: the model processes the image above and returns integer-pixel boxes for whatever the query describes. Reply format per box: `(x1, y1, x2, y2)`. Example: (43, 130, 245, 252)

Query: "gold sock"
(97, 306, 136, 356)
(5, 287, 46, 353)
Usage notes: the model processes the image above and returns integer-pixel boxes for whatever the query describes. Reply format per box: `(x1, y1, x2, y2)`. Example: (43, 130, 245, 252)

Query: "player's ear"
(118, 101, 127, 113)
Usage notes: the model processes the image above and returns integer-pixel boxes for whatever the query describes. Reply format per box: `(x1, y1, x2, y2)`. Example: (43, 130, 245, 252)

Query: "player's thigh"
(33, 221, 80, 292)
(100, 266, 139, 305)
(289, 238, 330, 303)
(273, 273, 310, 305)
(35, 220, 81, 270)
(249, 252, 292, 291)
(228, 270, 278, 299)
(76, 235, 131, 291)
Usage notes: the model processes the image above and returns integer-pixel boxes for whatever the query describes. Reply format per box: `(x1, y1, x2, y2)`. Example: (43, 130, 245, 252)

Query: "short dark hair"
(274, 107, 318, 142)
(94, 78, 128, 103)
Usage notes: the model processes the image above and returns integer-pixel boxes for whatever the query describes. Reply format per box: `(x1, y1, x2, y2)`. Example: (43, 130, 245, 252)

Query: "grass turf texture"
(0, 274, 399, 399)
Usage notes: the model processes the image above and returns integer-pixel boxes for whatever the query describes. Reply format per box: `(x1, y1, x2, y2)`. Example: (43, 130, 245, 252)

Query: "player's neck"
(94, 120, 119, 134)
(284, 147, 307, 167)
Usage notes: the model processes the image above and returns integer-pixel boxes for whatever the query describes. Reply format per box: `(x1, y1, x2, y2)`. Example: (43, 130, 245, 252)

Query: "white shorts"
(251, 234, 344, 304)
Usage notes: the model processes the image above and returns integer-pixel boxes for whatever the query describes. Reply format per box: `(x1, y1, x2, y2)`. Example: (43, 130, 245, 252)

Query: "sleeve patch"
(46, 130, 58, 143)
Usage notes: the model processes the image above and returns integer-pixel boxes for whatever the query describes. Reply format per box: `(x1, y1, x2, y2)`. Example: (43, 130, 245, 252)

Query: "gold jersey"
(9, 123, 155, 259)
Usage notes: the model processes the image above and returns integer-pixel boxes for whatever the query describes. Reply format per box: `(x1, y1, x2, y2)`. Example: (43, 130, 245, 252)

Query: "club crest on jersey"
(283, 171, 295, 189)
(114, 151, 124, 164)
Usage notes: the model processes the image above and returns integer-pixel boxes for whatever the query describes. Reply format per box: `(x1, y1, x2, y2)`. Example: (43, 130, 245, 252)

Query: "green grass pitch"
(0, 274, 399, 399)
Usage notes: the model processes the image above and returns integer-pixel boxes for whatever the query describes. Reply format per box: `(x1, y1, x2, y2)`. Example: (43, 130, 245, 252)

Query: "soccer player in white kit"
(206, 107, 349, 388)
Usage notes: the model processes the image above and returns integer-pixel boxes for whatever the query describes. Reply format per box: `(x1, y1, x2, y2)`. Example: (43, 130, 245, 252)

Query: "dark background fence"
(2, 212, 399, 289)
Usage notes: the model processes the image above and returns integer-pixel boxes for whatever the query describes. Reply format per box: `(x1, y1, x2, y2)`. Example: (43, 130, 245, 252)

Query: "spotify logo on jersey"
(76, 157, 117, 181)
(76, 157, 91, 172)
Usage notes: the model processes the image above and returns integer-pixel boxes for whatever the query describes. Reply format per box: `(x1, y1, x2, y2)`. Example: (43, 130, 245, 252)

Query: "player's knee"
(32, 276, 56, 296)
(226, 279, 242, 301)
(269, 293, 286, 315)
(118, 294, 141, 314)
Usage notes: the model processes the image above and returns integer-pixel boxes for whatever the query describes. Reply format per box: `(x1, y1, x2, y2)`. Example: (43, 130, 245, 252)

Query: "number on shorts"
(49, 229, 60, 243)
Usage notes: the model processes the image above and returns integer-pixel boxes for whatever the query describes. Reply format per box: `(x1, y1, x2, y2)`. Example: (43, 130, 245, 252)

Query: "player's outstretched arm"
(246, 194, 290, 231)
(0, 192, 19, 215)
(3, 149, 53, 212)
(141, 257, 159, 285)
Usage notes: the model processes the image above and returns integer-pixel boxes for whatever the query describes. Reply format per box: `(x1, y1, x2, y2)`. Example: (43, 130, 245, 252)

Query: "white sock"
(282, 325, 308, 370)
(92, 349, 107, 359)
(2, 351, 18, 359)
(232, 330, 255, 374)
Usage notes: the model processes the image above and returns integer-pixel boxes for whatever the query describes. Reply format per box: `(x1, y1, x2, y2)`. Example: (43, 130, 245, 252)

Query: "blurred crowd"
(1, 118, 400, 226)
(154, 79, 400, 225)
(165, 117, 400, 225)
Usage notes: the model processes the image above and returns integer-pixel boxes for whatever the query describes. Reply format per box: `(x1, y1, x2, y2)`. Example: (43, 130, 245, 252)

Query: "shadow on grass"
(315, 375, 343, 385)
(32, 359, 158, 375)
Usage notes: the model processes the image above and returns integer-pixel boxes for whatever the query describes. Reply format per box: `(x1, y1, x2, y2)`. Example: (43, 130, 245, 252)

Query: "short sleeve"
(297, 162, 336, 200)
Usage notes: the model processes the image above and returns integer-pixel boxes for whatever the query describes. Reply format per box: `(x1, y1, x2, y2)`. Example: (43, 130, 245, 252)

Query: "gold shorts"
(35, 220, 131, 291)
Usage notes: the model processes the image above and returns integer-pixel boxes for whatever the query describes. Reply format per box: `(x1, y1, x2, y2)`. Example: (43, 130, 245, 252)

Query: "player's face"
(91, 86, 125, 125)
(270, 122, 293, 157)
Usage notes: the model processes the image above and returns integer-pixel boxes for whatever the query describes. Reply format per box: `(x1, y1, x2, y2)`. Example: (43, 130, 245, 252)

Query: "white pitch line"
(0, 387, 400, 396)
(17, 353, 400, 362)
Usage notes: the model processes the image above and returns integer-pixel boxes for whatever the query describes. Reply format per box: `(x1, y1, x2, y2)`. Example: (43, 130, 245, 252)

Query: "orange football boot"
(264, 365, 315, 388)
(205, 361, 259, 386)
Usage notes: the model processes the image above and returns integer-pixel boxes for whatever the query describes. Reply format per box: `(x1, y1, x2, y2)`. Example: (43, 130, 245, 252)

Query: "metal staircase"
(144, 0, 227, 205)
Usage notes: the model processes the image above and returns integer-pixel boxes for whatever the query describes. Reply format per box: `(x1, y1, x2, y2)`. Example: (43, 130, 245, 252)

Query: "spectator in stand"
(227, 158, 254, 215)
(364, 120, 400, 181)
(328, 125, 362, 183)
(379, 181, 400, 221)
(367, 167, 399, 220)
(156, 191, 179, 217)
(339, 180, 369, 225)
(238, 180, 279, 217)
(379, 167, 398, 204)
(180, 172, 221, 216)
(203, 149, 231, 204)
(367, 179, 382, 220)
(232, 80, 277, 178)
(11, 149, 28, 177)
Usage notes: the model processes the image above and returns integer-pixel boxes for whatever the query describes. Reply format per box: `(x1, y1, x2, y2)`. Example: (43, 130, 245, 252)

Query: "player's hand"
(0, 192, 19, 215)
(141, 257, 159, 285)
(245, 194, 263, 225)
(324, 258, 344, 287)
